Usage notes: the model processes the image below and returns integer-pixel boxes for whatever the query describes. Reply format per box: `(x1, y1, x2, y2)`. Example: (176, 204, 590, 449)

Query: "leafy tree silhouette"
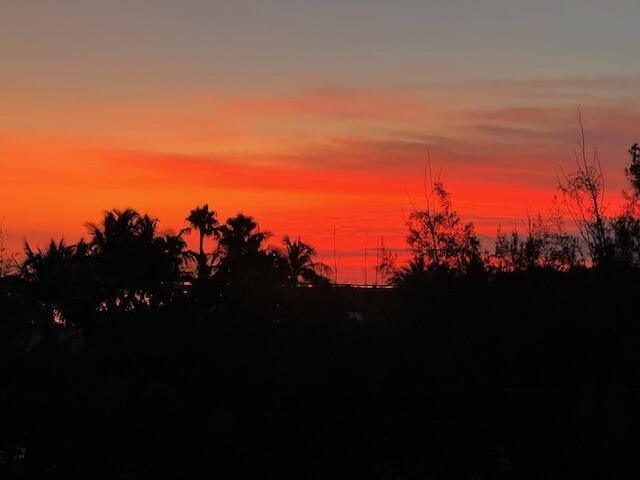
(279, 236, 331, 286)
(405, 172, 482, 276)
(626, 142, 640, 196)
(184, 204, 219, 282)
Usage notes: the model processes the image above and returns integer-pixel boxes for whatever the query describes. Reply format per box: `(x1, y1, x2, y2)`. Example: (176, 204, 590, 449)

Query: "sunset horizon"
(3, 2, 640, 282)
(2, 102, 637, 284)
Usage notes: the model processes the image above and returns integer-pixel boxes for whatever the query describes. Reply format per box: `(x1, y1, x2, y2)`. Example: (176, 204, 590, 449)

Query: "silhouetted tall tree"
(185, 204, 219, 281)
(559, 110, 611, 267)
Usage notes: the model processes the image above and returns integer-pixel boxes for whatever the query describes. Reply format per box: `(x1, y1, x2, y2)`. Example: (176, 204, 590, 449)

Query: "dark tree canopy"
(87, 208, 186, 311)
(626, 142, 640, 196)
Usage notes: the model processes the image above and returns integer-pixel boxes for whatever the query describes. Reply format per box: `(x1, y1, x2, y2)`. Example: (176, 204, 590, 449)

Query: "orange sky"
(1, 87, 637, 283)
(2, 3, 640, 282)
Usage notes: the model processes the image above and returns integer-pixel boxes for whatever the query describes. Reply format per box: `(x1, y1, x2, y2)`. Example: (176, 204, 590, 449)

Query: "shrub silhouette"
(492, 210, 583, 273)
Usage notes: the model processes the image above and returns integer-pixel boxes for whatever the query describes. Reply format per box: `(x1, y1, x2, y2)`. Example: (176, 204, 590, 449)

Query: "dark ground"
(2, 270, 640, 479)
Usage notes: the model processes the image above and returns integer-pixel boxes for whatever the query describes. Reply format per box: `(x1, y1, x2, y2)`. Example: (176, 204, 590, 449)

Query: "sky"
(1, 1, 640, 282)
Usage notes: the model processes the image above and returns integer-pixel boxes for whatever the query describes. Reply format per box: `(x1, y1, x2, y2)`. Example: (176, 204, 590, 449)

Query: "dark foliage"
(2, 271, 640, 478)
(626, 143, 640, 196)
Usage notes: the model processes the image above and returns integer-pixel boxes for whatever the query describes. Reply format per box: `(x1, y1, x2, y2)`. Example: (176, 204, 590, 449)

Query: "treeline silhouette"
(1, 134, 640, 477)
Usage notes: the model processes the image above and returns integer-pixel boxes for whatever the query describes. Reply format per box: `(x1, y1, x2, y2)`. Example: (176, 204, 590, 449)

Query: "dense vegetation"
(1, 135, 640, 478)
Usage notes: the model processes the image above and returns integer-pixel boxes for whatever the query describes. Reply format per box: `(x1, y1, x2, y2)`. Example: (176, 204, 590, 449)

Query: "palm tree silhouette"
(21, 238, 94, 324)
(87, 209, 186, 310)
(215, 213, 277, 290)
(218, 213, 269, 259)
(280, 236, 331, 286)
(88, 208, 137, 247)
(184, 205, 219, 281)
(390, 255, 427, 286)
